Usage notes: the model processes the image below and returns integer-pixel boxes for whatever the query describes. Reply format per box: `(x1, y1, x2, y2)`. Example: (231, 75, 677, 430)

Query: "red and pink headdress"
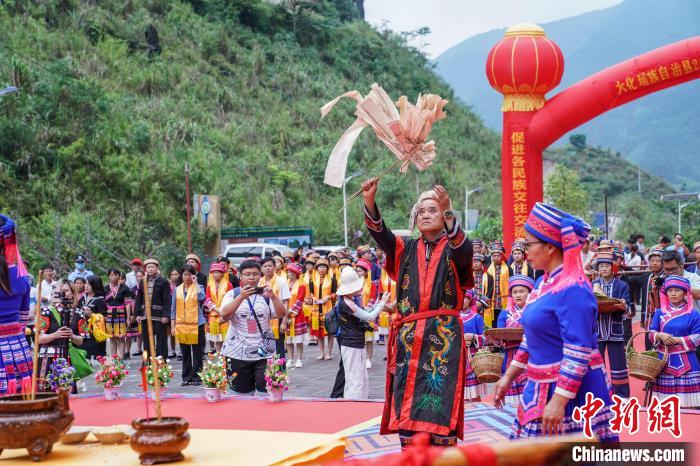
(525, 202, 590, 294)
(660, 275, 693, 313)
(209, 262, 227, 274)
(0, 214, 27, 277)
(287, 263, 303, 277)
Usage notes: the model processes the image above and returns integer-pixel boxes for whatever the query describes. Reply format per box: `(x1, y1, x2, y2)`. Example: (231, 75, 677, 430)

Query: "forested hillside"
(0, 0, 502, 272)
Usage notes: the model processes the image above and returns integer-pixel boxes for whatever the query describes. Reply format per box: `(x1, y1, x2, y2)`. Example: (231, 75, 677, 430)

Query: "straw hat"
(315, 258, 330, 268)
(143, 258, 160, 268)
(336, 267, 363, 296)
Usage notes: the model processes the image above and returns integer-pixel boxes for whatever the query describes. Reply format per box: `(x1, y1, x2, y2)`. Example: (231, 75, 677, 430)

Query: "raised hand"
(434, 185, 452, 212)
(362, 178, 379, 208)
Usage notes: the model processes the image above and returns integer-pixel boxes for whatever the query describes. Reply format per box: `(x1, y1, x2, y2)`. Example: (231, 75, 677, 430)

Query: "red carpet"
(70, 397, 382, 433)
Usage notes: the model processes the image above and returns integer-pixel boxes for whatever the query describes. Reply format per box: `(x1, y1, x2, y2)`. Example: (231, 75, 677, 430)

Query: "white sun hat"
(336, 266, 364, 296)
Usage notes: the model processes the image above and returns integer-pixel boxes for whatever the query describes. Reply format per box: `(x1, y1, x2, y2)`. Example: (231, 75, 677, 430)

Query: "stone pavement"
(82, 340, 388, 399)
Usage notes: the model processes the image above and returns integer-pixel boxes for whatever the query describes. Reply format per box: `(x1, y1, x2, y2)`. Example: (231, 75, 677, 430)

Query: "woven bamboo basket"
(469, 349, 504, 383)
(485, 327, 524, 342)
(626, 331, 668, 382)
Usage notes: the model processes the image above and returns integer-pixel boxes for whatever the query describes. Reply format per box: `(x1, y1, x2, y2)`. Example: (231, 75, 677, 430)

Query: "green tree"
(545, 164, 589, 218)
(613, 192, 675, 241)
(569, 133, 587, 149)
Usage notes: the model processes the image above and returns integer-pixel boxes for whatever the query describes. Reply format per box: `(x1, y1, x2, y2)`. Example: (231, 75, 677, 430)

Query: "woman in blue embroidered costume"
(648, 275, 700, 408)
(0, 214, 33, 395)
(494, 202, 618, 442)
(361, 178, 473, 448)
(494, 275, 534, 406)
(461, 289, 485, 401)
(591, 250, 633, 398)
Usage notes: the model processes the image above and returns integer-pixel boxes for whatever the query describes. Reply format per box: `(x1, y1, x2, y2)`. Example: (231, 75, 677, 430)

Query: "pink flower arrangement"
(95, 355, 128, 388)
(264, 354, 289, 391)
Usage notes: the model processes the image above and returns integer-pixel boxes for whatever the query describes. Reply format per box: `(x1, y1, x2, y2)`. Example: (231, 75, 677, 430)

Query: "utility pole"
(637, 167, 641, 193)
(185, 164, 192, 254)
(604, 193, 609, 238)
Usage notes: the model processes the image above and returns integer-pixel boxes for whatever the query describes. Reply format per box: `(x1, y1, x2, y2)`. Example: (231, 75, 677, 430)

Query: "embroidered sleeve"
(620, 281, 633, 318)
(681, 311, 700, 351)
(446, 221, 474, 288)
(364, 205, 383, 232)
(364, 203, 403, 281)
(290, 286, 306, 315)
(19, 281, 30, 325)
(445, 219, 466, 248)
(368, 281, 380, 307)
(478, 294, 490, 308)
(474, 315, 485, 348)
(512, 334, 529, 368)
(204, 286, 213, 309)
(648, 309, 661, 345)
(554, 289, 596, 399)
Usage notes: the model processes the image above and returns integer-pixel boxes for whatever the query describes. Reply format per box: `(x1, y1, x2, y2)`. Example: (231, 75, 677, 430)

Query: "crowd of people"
(1, 182, 699, 448)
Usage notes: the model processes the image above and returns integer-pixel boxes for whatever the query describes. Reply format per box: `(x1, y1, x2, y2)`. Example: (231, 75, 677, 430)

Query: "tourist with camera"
(219, 260, 286, 395)
(37, 280, 86, 393)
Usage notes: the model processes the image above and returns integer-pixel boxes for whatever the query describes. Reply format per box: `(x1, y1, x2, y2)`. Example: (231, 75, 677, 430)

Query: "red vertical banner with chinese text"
(501, 112, 542, 250)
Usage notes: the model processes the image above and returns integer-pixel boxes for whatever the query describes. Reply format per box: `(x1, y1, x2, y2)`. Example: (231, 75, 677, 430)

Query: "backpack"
(324, 301, 341, 337)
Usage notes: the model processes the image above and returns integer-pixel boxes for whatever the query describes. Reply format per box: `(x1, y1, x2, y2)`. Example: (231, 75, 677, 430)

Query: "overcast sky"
(364, 0, 623, 58)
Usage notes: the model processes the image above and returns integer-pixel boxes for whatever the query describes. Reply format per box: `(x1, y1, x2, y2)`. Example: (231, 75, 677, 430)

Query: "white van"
(223, 243, 294, 267)
(314, 245, 344, 257)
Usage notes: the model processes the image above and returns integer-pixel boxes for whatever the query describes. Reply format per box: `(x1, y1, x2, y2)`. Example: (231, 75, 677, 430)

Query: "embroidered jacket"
(648, 306, 700, 376)
(511, 266, 612, 425)
(591, 277, 632, 342)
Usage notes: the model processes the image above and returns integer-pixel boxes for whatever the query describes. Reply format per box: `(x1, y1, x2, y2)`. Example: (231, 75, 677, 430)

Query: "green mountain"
(435, 0, 700, 189)
(544, 140, 677, 240)
(0, 0, 504, 273)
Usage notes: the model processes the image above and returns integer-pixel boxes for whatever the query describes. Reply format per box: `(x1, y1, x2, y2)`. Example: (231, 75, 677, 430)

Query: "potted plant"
(146, 356, 174, 399)
(197, 353, 230, 402)
(95, 355, 128, 400)
(46, 358, 76, 393)
(264, 354, 289, 402)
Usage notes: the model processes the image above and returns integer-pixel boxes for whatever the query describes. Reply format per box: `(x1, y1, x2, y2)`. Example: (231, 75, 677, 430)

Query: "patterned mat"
(345, 402, 517, 460)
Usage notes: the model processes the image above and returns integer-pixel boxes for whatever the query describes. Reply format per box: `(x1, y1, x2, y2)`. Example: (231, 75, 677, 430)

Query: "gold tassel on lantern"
(501, 94, 545, 112)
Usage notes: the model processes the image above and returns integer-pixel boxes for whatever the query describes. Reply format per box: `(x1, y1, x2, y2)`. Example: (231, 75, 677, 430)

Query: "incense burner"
(131, 417, 190, 465)
(0, 391, 74, 461)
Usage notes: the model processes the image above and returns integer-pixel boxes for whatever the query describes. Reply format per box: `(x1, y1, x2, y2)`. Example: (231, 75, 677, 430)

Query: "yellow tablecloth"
(0, 428, 345, 466)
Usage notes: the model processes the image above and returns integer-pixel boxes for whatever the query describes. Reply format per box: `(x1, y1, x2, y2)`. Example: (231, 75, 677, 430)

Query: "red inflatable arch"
(486, 23, 700, 247)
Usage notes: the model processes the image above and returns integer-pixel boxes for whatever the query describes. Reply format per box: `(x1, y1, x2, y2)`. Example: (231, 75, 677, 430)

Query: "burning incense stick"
(29, 270, 43, 400)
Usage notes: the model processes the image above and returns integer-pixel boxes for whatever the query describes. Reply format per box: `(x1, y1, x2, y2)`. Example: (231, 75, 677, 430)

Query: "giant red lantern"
(485, 24, 700, 248)
(486, 23, 564, 112)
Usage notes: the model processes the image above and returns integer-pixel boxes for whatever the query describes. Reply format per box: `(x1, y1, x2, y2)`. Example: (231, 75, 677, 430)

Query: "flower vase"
(267, 386, 284, 403)
(103, 385, 120, 401)
(149, 387, 168, 400)
(204, 387, 221, 403)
